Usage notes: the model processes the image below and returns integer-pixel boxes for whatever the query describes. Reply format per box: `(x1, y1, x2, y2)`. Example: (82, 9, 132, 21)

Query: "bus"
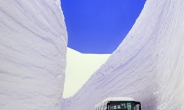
(95, 97, 141, 110)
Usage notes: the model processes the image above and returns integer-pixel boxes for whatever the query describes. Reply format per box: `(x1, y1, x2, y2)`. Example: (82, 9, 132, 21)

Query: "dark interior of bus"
(107, 101, 141, 110)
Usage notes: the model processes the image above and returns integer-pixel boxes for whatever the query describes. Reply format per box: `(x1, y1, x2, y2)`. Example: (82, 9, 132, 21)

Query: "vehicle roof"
(102, 97, 134, 102)
(95, 97, 135, 108)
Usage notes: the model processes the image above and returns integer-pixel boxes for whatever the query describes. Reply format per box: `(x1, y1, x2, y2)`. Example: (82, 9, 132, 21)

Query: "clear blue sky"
(61, 0, 146, 54)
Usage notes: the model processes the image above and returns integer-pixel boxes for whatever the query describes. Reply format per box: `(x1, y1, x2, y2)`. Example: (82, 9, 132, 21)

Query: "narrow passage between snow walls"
(61, 0, 184, 110)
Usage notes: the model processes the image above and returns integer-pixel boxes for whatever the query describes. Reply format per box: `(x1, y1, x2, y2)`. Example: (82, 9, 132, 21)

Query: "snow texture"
(0, 0, 67, 110)
(63, 48, 110, 98)
(61, 0, 184, 110)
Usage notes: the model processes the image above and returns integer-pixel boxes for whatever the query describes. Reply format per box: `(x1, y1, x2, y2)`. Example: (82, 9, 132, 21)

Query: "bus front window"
(113, 105, 117, 109)
(117, 105, 121, 109)
(127, 103, 132, 110)
(110, 103, 129, 110)
(110, 102, 140, 110)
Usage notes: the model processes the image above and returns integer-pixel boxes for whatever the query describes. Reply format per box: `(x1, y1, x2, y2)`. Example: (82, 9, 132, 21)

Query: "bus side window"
(135, 104, 141, 110)
(135, 102, 141, 110)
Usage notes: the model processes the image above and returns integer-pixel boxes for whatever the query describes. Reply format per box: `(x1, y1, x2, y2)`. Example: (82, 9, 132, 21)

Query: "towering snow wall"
(61, 0, 184, 109)
(0, 0, 67, 110)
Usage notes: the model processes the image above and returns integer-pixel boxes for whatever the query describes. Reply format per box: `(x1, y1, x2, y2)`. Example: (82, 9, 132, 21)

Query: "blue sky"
(61, 0, 146, 54)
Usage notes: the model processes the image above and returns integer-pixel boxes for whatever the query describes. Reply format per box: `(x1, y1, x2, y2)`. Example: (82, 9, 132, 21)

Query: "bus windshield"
(109, 102, 140, 110)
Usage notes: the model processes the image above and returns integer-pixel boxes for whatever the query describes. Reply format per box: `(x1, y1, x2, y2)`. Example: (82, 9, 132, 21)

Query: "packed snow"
(61, 0, 184, 110)
(63, 48, 110, 98)
(0, 0, 67, 110)
(1, 0, 184, 110)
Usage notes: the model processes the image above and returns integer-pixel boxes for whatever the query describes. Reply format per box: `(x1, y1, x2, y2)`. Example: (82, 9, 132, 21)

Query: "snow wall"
(0, 0, 67, 110)
(61, 0, 184, 110)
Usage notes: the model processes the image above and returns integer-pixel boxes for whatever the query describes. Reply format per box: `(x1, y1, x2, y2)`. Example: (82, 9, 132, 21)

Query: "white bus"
(95, 97, 141, 110)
